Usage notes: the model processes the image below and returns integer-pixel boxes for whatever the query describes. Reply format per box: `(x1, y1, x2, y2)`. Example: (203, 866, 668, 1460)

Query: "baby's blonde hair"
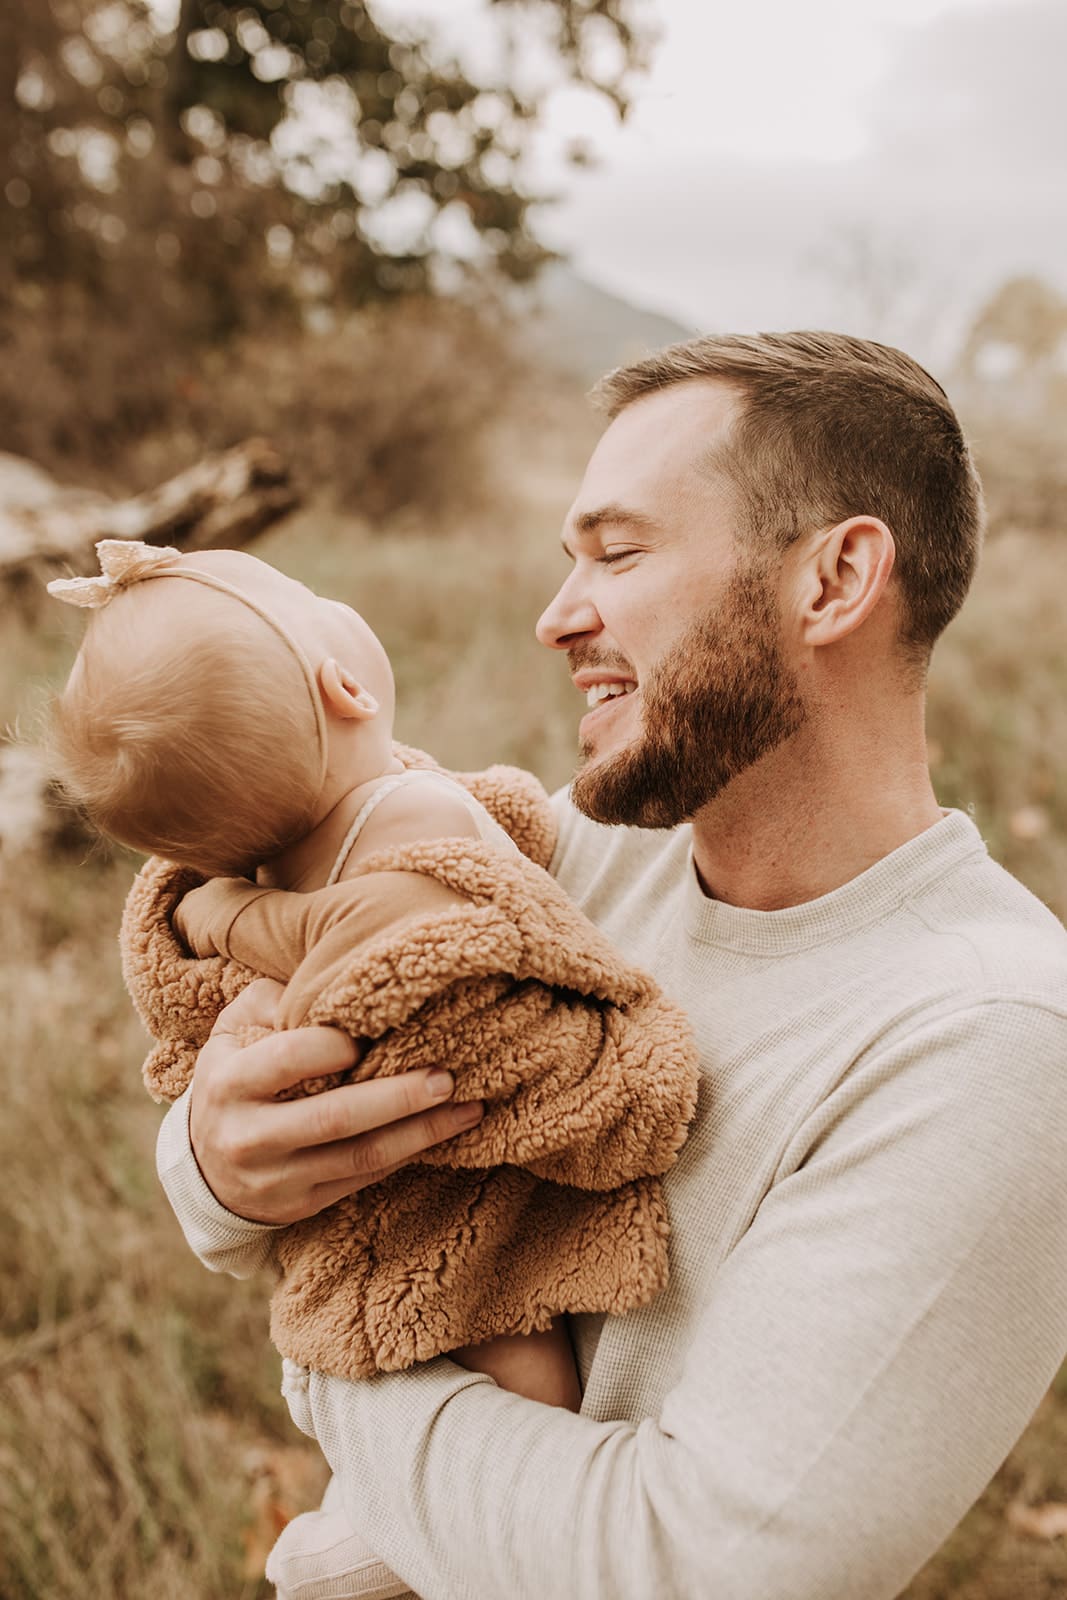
(51, 576, 325, 877)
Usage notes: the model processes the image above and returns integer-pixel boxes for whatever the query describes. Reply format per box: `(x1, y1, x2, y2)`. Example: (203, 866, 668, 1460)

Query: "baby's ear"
(319, 658, 379, 720)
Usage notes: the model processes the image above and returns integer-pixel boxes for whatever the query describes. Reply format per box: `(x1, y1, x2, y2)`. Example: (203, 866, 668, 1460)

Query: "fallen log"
(0, 438, 299, 594)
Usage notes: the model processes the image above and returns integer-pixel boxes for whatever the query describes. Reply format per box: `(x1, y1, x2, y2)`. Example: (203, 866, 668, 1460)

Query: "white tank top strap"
(326, 768, 517, 885)
(326, 774, 412, 886)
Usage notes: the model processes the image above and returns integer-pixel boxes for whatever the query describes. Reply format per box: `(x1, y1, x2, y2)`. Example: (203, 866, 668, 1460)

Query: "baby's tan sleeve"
(276, 872, 467, 1027)
(175, 871, 467, 1021)
(173, 878, 289, 972)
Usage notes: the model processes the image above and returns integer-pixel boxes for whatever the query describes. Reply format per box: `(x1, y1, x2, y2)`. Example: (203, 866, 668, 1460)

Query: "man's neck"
(689, 717, 941, 911)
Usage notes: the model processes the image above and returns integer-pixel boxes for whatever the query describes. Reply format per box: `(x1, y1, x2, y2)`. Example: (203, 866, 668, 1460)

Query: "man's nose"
(535, 573, 601, 651)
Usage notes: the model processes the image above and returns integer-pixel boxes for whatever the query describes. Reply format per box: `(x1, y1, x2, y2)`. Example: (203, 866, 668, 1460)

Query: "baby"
(50, 540, 586, 1595)
(49, 539, 697, 1600)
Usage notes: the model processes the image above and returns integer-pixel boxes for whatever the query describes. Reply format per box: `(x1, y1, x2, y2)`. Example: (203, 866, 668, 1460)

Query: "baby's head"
(49, 546, 396, 876)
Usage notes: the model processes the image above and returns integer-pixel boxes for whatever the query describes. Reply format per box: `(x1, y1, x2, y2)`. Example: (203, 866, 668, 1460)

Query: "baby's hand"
(173, 876, 256, 957)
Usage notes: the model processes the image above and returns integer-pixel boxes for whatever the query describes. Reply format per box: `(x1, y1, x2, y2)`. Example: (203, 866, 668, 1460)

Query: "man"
(159, 332, 1067, 1599)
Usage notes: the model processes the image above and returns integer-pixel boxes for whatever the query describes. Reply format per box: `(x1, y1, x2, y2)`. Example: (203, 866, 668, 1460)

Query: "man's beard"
(571, 562, 807, 829)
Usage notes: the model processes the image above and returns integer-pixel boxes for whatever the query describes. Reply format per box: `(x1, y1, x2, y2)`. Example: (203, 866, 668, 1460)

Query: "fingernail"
(427, 1069, 454, 1099)
(454, 1100, 484, 1127)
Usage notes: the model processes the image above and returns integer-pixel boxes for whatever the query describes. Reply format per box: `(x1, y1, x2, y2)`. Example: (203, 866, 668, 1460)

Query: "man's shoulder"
(908, 838, 1067, 1012)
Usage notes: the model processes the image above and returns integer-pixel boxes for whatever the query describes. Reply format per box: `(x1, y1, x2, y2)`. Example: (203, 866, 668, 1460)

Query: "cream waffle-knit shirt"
(157, 801, 1067, 1600)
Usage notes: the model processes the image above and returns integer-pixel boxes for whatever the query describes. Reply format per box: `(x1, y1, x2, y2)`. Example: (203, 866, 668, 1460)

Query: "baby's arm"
(451, 1322, 582, 1411)
(174, 869, 465, 1011)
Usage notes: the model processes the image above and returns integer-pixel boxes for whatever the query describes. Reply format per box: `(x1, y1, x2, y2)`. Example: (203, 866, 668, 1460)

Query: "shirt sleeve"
(156, 1087, 280, 1278)
(176, 871, 467, 1027)
(300, 998, 1067, 1600)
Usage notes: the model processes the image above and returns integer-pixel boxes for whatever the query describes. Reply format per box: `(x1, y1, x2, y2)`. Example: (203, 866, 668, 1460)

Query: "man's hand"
(188, 979, 485, 1225)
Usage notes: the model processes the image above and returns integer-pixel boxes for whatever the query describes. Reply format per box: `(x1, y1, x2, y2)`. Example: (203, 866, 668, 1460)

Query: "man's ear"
(318, 657, 380, 720)
(795, 517, 896, 647)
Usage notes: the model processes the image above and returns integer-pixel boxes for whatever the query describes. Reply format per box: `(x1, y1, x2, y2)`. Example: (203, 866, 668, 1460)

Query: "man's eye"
(598, 549, 638, 566)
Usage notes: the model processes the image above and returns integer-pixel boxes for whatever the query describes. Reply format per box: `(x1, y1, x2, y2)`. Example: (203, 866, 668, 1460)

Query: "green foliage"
(0, 0, 650, 489)
(2, 0, 650, 321)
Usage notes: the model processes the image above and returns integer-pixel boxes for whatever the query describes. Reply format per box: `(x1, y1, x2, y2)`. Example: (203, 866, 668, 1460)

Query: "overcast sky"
(375, 0, 1067, 363)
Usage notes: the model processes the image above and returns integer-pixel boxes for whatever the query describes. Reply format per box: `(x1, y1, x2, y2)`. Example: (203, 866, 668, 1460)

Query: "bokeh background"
(2, 2, 1066, 1596)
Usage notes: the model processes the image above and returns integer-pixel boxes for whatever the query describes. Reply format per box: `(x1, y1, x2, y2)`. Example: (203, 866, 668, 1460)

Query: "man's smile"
(584, 681, 635, 709)
(572, 669, 640, 742)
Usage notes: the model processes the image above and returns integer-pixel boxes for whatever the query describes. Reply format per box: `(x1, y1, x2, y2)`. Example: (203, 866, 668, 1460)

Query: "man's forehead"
(564, 380, 740, 535)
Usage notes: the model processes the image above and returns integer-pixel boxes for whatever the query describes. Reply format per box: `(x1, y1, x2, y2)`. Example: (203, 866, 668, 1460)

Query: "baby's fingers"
(210, 977, 286, 1038)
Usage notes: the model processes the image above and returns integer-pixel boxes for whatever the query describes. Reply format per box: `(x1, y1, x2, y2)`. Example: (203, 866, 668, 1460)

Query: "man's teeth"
(586, 683, 635, 708)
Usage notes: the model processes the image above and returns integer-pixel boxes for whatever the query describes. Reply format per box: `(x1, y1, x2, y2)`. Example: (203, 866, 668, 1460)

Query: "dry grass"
(2, 389, 1065, 1599)
(0, 856, 307, 1600)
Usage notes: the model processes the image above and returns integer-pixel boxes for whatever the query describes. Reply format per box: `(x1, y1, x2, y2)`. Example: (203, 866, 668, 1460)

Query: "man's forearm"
(303, 1362, 656, 1600)
(305, 1341, 996, 1600)
(158, 981, 1067, 1600)
(306, 1258, 1060, 1600)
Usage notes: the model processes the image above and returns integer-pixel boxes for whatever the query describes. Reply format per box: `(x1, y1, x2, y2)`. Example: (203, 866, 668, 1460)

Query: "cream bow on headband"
(47, 539, 184, 608)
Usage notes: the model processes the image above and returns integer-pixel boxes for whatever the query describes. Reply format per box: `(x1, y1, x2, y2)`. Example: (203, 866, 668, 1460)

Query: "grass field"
(2, 402, 1066, 1599)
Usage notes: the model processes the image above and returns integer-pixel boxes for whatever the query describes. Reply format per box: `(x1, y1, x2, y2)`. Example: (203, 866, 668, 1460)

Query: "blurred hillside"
(518, 261, 694, 383)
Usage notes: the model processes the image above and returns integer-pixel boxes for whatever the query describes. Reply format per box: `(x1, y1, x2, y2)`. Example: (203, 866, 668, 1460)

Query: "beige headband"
(47, 539, 330, 800)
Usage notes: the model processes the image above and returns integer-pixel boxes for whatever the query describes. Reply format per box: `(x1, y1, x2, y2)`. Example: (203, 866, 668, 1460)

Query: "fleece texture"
(121, 754, 700, 1381)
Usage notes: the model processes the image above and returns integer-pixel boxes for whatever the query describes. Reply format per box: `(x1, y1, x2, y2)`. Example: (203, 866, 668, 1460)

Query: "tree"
(960, 275, 1067, 380)
(1, 0, 653, 330)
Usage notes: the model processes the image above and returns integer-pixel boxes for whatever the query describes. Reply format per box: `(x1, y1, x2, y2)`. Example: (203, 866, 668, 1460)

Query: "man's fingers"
(190, 1010, 484, 1222)
(307, 1171, 405, 1212)
(266, 1066, 461, 1150)
(304, 1098, 485, 1189)
(215, 1019, 362, 1099)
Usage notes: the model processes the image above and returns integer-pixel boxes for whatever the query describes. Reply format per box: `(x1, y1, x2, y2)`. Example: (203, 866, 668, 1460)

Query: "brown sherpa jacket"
(122, 754, 700, 1382)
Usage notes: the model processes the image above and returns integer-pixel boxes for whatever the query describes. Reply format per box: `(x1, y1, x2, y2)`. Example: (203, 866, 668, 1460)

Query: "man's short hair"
(593, 331, 985, 664)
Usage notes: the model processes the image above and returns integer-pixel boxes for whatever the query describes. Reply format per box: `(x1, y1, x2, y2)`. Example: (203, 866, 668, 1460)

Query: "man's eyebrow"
(561, 504, 658, 554)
